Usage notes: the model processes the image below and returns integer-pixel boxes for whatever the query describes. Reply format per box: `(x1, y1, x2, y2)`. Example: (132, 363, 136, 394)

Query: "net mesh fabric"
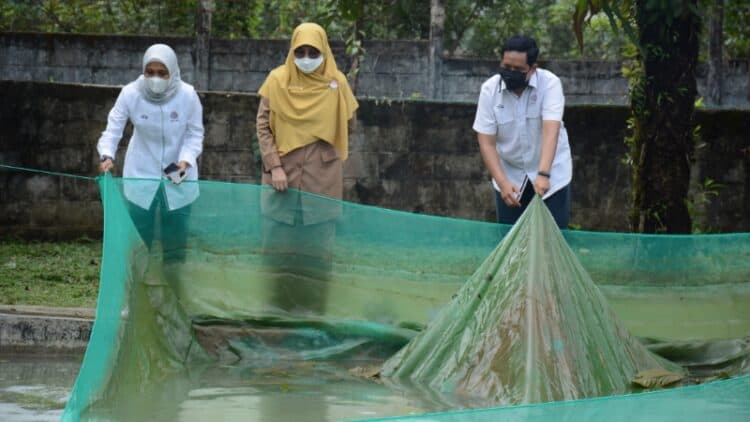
(61, 175, 750, 421)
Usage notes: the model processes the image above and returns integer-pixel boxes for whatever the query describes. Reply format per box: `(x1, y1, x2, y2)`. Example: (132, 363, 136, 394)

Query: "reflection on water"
(175, 361, 446, 422)
(3, 337, 748, 421)
(0, 352, 447, 421)
(0, 353, 81, 422)
(81, 358, 450, 421)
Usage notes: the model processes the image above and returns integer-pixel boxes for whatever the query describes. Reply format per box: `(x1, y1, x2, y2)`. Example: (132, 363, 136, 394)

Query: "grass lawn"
(0, 238, 102, 308)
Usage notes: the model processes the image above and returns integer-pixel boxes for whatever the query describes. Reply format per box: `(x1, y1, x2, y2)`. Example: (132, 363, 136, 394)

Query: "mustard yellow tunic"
(256, 23, 358, 224)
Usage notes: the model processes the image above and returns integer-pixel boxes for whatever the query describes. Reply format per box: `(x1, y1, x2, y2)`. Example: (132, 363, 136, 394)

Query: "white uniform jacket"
(472, 69, 572, 199)
(97, 81, 204, 210)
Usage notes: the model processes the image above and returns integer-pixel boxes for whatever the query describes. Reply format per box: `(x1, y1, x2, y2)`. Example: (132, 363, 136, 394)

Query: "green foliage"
(621, 41, 643, 172)
(573, 0, 637, 55)
(213, 0, 429, 41)
(687, 111, 715, 233)
(447, 0, 629, 59)
(343, 30, 365, 81)
(211, 1, 268, 39)
(687, 178, 723, 233)
(322, 0, 429, 40)
(0, 0, 196, 35)
(0, 1, 747, 60)
(0, 1, 645, 59)
(724, 0, 750, 58)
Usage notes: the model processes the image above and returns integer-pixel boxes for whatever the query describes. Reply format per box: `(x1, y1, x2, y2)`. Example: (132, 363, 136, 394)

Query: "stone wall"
(0, 306, 92, 353)
(2, 32, 749, 107)
(1, 81, 749, 239)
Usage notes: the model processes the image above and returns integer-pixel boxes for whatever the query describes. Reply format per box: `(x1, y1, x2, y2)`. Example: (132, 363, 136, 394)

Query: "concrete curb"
(0, 305, 94, 353)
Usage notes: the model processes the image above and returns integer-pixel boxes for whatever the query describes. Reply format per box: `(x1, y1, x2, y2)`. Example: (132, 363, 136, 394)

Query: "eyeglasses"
(294, 46, 321, 59)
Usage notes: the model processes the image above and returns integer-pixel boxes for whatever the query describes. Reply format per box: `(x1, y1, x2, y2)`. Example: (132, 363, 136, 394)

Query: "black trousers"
(494, 183, 571, 229)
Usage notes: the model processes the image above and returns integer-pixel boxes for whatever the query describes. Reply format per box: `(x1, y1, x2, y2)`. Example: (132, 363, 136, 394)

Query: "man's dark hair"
(501, 35, 539, 66)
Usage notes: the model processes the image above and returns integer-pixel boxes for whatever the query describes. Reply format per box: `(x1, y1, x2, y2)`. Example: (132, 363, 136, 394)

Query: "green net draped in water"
(381, 196, 684, 405)
(61, 175, 750, 421)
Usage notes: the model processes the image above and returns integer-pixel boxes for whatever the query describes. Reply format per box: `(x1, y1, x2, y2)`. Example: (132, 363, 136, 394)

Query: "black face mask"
(499, 67, 528, 90)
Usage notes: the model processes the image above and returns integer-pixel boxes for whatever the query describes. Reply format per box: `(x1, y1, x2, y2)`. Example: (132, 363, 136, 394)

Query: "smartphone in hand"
(516, 176, 535, 206)
(163, 163, 186, 184)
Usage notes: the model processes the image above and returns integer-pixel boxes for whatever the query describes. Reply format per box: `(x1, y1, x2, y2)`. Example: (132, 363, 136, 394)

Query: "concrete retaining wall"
(1, 80, 749, 237)
(2, 32, 749, 107)
(0, 306, 93, 353)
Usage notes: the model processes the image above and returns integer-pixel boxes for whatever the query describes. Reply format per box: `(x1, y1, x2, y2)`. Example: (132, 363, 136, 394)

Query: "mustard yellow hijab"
(258, 22, 359, 160)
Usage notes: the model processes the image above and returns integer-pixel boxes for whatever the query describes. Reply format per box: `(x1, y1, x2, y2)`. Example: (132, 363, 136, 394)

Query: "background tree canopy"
(1, 0, 748, 60)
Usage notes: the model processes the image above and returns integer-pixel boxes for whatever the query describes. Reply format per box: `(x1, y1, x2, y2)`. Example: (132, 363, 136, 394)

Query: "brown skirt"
(261, 140, 343, 225)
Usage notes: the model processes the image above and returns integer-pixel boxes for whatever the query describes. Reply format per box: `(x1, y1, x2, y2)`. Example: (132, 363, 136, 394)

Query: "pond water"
(0, 352, 450, 421)
(0, 353, 81, 422)
(1, 340, 749, 422)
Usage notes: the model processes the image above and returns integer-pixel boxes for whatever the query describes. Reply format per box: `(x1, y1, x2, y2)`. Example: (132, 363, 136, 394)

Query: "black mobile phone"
(518, 176, 535, 205)
(164, 162, 186, 184)
(163, 163, 180, 175)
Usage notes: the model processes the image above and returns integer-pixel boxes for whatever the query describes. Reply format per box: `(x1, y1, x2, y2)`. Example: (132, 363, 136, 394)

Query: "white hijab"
(136, 44, 182, 104)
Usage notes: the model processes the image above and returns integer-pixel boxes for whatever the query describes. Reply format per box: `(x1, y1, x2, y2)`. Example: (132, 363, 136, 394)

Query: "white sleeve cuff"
(472, 122, 496, 136)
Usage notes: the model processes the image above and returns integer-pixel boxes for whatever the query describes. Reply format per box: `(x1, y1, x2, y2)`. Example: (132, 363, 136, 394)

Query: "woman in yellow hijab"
(256, 23, 358, 314)
(257, 22, 358, 200)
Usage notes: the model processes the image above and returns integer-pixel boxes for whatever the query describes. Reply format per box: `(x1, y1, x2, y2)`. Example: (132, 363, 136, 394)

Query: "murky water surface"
(0, 353, 80, 421)
(1, 332, 748, 421)
(0, 353, 451, 421)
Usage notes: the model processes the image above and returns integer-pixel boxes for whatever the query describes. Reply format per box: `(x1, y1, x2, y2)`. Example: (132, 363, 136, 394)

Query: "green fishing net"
(60, 175, 750, 421)
(381, 196, 684, 405)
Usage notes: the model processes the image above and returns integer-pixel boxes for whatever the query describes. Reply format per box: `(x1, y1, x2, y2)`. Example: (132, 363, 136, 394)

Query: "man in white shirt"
(472, 35, 572, 228)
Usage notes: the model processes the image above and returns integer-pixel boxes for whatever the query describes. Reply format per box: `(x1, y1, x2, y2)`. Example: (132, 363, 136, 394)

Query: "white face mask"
(146, 76, 169, 94)
(294, 56, 324, 74)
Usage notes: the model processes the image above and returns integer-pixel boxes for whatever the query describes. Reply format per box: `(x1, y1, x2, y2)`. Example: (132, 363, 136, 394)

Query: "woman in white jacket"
(97, 43, 204, 259)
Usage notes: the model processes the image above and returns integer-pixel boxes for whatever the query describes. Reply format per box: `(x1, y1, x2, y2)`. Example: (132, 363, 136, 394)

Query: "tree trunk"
(707, 0, 724, 105)
(193, 0, 213, 90)
(348, 14, 364, 95)
(429, 0, 445, 100)
(630, 0, 701, 233)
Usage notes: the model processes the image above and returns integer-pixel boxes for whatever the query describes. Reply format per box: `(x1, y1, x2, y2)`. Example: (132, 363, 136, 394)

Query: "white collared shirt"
(472, 69, 572, 198)
(97, 81, 204, 210)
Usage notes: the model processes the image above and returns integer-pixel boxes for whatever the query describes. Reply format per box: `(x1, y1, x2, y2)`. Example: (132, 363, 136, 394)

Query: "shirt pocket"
(493, 106, 516, 138)
(493, 107, 525, 165)
(525, 106, 542, 137)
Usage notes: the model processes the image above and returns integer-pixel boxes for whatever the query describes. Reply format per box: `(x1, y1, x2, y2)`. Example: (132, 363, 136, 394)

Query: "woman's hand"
(166, 160, 190, 184)
(270, 166, 288, 192)
(99, 157, 114, 173)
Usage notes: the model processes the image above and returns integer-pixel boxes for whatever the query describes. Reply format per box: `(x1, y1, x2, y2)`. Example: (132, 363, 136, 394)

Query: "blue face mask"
(499, 67, 528, 90)
(294, 56, 324, 73)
